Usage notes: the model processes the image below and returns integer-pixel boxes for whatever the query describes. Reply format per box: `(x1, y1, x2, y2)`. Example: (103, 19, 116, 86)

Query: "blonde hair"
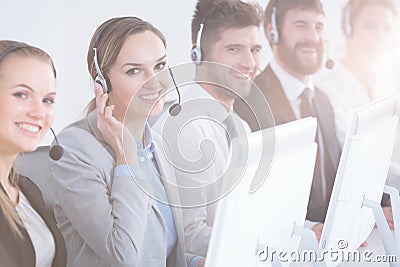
(0, 169, 24, 237)
(0, 40, 56, 236)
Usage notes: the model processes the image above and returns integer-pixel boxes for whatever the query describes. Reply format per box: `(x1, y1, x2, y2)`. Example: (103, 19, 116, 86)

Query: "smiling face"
(107, 31, 169, 121)
(270, 8, 325, 83)
(0, 55, 56, 155)
(201, 25, 262, 107)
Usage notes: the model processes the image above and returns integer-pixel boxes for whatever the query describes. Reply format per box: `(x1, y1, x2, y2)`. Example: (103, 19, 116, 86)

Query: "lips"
(139, 90, 162, 101)
(15, 122, 41, 133)
(232, 70, 253, 80)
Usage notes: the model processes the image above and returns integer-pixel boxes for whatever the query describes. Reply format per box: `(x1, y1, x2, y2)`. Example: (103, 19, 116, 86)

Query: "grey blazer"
(50, 111, 192, 267)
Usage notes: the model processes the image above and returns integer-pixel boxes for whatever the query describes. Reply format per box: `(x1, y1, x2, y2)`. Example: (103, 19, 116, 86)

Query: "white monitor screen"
(320, 96, 398, 264)
(206, 117, 318, 267)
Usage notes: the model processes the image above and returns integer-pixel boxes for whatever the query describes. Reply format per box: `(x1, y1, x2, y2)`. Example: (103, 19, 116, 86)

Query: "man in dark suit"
(234, 0, 341, 240)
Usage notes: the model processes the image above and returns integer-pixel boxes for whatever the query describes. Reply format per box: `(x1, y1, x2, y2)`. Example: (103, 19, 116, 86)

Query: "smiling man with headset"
(234, 0, 341, 241)
(153, 0, 264, 257)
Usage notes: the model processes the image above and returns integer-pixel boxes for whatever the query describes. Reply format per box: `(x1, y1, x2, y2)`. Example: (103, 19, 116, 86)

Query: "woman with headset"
(0, 40, 66, 267)
(315, 0, 398, 230)
(49, 17, 204, 267)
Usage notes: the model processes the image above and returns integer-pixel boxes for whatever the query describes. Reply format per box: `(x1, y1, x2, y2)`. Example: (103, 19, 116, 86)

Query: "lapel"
(256, 66, 297, 125)
(312, 88, 341, 171)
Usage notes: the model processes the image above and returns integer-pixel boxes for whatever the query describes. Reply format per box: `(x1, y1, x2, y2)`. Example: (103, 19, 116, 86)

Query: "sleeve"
(172, 123, 217, 256)
(50, 128, 153, 266)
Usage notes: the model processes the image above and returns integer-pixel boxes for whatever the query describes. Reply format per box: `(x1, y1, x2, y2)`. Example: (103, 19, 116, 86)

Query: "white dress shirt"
(270, 57, 315, 119)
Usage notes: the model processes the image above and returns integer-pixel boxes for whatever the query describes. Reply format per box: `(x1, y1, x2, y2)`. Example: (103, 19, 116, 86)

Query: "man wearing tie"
(234, 0, 341, 240)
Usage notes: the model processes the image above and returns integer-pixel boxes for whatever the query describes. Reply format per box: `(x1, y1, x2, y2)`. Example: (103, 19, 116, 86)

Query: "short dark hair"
(264, 0, 324, 33)
(191, 0, 263, 57)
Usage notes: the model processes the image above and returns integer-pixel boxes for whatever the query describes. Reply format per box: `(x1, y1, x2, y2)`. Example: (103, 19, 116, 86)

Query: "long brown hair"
(0, 40, 56, 236)
(85, 17, 166, 115)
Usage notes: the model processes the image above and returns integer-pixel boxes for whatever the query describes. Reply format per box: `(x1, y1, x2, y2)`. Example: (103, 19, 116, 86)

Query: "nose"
(305, 26, 323, 44)
(27, 99, 46, 119)
(240, 49, 257, 72)
(143, 75, 159, 91)
(142, 69, 165, 91)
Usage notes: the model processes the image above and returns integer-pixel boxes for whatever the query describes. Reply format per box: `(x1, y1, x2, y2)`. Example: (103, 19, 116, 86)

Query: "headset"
(343, 2, 353, 37)
(269, 6, 280, 44)
(0, 42, 64, 160)
(0, 42, 29, 62)
(92, 17, 143, 94)
(191, 8, 215, 65)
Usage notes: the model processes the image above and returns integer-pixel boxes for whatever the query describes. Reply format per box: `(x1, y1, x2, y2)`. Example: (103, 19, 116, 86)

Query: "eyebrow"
(293, 20, 325, 27)
(121, 54, 167, 68)
(224, 44, 262, 49)
(12, 84, 56, 95)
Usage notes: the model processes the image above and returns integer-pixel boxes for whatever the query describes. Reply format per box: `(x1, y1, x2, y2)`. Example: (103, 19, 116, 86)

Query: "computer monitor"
(205, 117, 318, 267)
(320, 95, 398, 265)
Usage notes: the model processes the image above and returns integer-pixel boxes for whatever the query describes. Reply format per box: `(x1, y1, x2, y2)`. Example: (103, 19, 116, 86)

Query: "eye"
(154, 62, 166, 71)
(251, 47, 262, 54)
(13, 92, 27, 99)
(43, 97, 55, 105)
(127, 68, 140, 75)
(228, 47, 240, 52)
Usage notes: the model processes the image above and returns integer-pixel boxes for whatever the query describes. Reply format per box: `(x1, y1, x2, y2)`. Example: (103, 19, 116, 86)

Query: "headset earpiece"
(94, 74, 111, 93)
(191, 23, 205, 65)
(269, 6, 279, 44)
(344, 3, 352, 37)
(191, 45, 202, 65)
(93, 47, 111, 93)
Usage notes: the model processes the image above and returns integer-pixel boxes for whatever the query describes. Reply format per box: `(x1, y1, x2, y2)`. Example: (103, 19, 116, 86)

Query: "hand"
(198, 258, 206, 267)
(311, 223, 323, 243)
(94, 84, 138, 166)
(382, 206, 394, 229)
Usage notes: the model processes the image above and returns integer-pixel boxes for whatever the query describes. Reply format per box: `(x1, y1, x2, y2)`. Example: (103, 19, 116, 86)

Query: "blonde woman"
(0, 40, 66, 267)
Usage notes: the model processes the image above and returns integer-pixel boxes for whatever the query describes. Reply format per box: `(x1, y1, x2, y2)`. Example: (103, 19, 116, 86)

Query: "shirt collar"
(270, 57, 315, 101)
(131, 123, 156, 155)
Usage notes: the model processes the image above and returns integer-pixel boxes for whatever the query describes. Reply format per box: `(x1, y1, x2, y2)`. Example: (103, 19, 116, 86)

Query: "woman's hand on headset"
(94, 83, 138, 167)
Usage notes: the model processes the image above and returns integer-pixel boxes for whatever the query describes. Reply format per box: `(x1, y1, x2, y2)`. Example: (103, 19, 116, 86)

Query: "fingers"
(94, 83, 109, 116)
(105, 105, 115, 119)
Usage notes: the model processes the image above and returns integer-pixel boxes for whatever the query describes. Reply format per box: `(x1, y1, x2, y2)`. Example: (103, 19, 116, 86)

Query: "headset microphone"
(49, 128, 64, 161)
(324, 41, 335, 70)
(168, 67, 181, 116)
(325, 58, 334, 70)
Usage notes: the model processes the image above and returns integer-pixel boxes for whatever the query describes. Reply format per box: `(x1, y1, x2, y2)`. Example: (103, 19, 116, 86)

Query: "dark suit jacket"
(0, 175, 66, 267)
(234, 65, 342, 223)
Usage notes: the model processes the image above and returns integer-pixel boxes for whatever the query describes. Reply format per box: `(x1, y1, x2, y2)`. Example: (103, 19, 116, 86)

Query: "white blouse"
(15, 190, 55, 267)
